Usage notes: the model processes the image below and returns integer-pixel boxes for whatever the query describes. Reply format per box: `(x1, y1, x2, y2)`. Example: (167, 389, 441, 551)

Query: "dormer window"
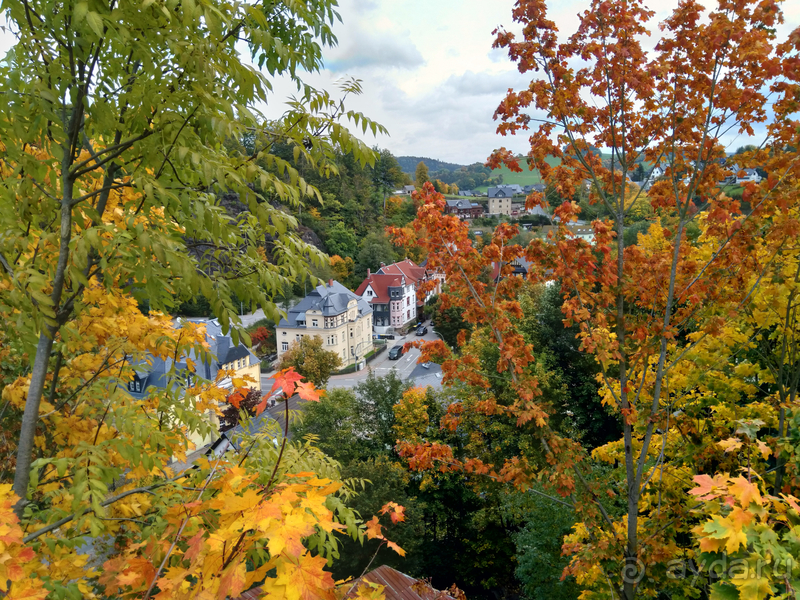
(128, 379, 142, 393)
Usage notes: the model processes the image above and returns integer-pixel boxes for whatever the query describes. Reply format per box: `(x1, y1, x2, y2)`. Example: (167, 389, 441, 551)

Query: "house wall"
(275, 311, 373, 367)
(489, 197, 511, 215)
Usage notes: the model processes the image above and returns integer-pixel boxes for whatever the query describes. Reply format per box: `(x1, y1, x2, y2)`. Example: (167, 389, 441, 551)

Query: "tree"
(389, 0, 800, 589)
(278, 336, 342, 387)
(326, 221, 359, 259)
(0, 0, 387, 513)
(371, 148, 405, 214)
(415, 161, 430, 188)
(330, 254, 355, 286)
(355, 232, 398, 279)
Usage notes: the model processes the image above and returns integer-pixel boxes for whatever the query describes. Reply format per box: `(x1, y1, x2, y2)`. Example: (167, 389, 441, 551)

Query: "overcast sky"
(2, 1, 798, 165)
(262, 0, 799, 165)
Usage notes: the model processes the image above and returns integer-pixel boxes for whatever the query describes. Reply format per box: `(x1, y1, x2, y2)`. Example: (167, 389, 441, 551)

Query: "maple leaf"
(689, 474, 726, 500)
(262, 552, 335, 600)
(718, 437, 742, 453)
(273, 368, 305, 398)
(386, 540, 406, 557)
(365, 516, 383, 541)
(728, 477, 763, 507)
(295, 380, 320, 402)
(379, 502, 406, 524)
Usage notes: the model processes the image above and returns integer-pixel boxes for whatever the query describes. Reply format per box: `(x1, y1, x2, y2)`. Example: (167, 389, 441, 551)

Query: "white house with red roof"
(378, 258, 444, 308)
(355, 270, 417, 334)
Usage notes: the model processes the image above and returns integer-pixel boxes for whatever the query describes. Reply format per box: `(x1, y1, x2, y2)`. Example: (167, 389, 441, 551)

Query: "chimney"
(367, 268, 370, 277)
(328, 279, 333, 287)
(380, 262, 386, 268)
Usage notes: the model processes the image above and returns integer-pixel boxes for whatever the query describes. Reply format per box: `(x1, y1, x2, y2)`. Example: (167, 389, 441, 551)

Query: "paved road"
(260, 326, 442, 393)
(327, 328, 440, 389)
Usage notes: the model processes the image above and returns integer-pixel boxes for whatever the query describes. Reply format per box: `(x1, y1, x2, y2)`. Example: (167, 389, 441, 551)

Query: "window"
(406, 297, 410, 306)
(282, 342, 289, 351)
(350, 346, 354, 356)
(312, 319, 318, 327)
(128, 379, 142, 393)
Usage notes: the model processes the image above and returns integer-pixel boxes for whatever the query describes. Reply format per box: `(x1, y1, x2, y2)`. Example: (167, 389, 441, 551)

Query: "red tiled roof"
(344, 565, 455, 600)
(355, 273, 402, 303)
(379, 259, 426, 284)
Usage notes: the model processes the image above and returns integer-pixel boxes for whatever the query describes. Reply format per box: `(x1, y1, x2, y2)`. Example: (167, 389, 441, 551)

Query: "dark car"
(416, 326, 428, 336)
(388, 345, 405, 360)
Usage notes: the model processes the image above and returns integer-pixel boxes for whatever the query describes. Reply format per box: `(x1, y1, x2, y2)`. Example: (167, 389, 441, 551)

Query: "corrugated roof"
(229, 565, 455, 600)
(344, 565, 455, 600)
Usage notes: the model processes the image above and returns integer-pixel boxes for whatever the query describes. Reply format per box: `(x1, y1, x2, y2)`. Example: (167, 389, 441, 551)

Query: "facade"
(355, 271, 417, 333)
(275, 280, 373, 367)
(444, 199, 483, 219)
(378, 258, 444, 312)
(737, 168, 762, 184)
(488, 195, 512, 215)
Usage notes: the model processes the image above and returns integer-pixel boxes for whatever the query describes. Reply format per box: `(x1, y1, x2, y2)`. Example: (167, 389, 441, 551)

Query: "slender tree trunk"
(13, 180, 74, 515)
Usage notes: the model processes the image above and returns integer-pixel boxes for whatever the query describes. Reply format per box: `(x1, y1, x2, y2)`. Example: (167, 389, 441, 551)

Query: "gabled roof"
(355, 273, 403, 303)
(378, 259, 426, 285)
(445, 198, 473, 210)
(278, 280, 372, 328)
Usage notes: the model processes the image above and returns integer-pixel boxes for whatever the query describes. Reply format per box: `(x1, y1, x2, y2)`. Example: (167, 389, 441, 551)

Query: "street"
(260, 325, 442, 392)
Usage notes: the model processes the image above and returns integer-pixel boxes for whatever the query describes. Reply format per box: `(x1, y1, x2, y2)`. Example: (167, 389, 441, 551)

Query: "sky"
(2, 1, 798, 166)
(259, 0, 799, 165)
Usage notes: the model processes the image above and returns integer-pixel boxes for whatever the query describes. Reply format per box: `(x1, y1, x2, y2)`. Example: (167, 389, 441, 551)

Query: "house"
(125, 318, 261, 450)
(399, 185, 416, 194)
(491, 257, 535, 281)
(736, 168, 762, 184)
(355, 270, 417, 333)
(488, 194, 512, 215)
(487, 184, 523, 198)
(126, 319, 261, 398)
(378, 258, 444, 312)
(458, 190, 476, 197)
(275, 280, 373, 368)
(524, 183, 546, 194)
(445, 198, 483, 219)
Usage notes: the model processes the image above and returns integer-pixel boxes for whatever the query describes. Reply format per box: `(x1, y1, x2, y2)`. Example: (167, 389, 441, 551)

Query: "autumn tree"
(278, 336, 342, 387)
(0, 0, 385, 512)
(415, 161, 430, 188)
(389, 0, 800, 597)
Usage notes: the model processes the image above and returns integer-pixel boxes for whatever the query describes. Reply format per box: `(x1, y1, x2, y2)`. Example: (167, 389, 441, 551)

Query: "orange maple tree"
(389, 1, 800, 598)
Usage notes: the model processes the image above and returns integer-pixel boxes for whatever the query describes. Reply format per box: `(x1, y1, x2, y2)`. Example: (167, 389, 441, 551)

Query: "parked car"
(266, 386, 285, 406)
(416, 326, 428, 336)
(388, 345, 405, 360)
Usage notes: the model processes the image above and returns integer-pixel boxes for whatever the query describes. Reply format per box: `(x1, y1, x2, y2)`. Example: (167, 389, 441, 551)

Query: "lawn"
(475, 156, 561, 192)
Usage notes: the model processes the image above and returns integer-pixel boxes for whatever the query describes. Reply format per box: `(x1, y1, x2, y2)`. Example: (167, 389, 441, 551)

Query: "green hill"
(475, 156, 561, 192)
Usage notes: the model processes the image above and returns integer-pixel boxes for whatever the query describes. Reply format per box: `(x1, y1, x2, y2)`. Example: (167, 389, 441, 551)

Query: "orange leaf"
(386, 540, 406, 557)
(365, 516, 383, 541)
(296, 381, 320, 402)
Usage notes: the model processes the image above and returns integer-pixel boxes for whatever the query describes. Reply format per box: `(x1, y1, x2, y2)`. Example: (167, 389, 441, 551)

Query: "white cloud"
(325, 31, 425, 72)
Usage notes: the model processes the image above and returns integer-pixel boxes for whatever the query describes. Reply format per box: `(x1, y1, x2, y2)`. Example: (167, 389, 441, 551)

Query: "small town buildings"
(275, 280, 373, 368)
(126, 319, 261, 398)
(445, 198, 483, 219)
(736, 168, 762, 184)
(398, 184, 416, 194)
(488, 194, 512, 216)
(523, 183, 546, 194)
(355, 271, 417, 333)
(378, 258, 443, 307)
(125, 318, 261, 449)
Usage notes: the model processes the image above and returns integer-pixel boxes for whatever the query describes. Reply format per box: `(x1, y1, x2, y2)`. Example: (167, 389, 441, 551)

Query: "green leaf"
(85, 11, 104, 36)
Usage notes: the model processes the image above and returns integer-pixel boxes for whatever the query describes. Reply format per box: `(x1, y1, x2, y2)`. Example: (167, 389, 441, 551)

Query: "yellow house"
(275, 280, 373, 368)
